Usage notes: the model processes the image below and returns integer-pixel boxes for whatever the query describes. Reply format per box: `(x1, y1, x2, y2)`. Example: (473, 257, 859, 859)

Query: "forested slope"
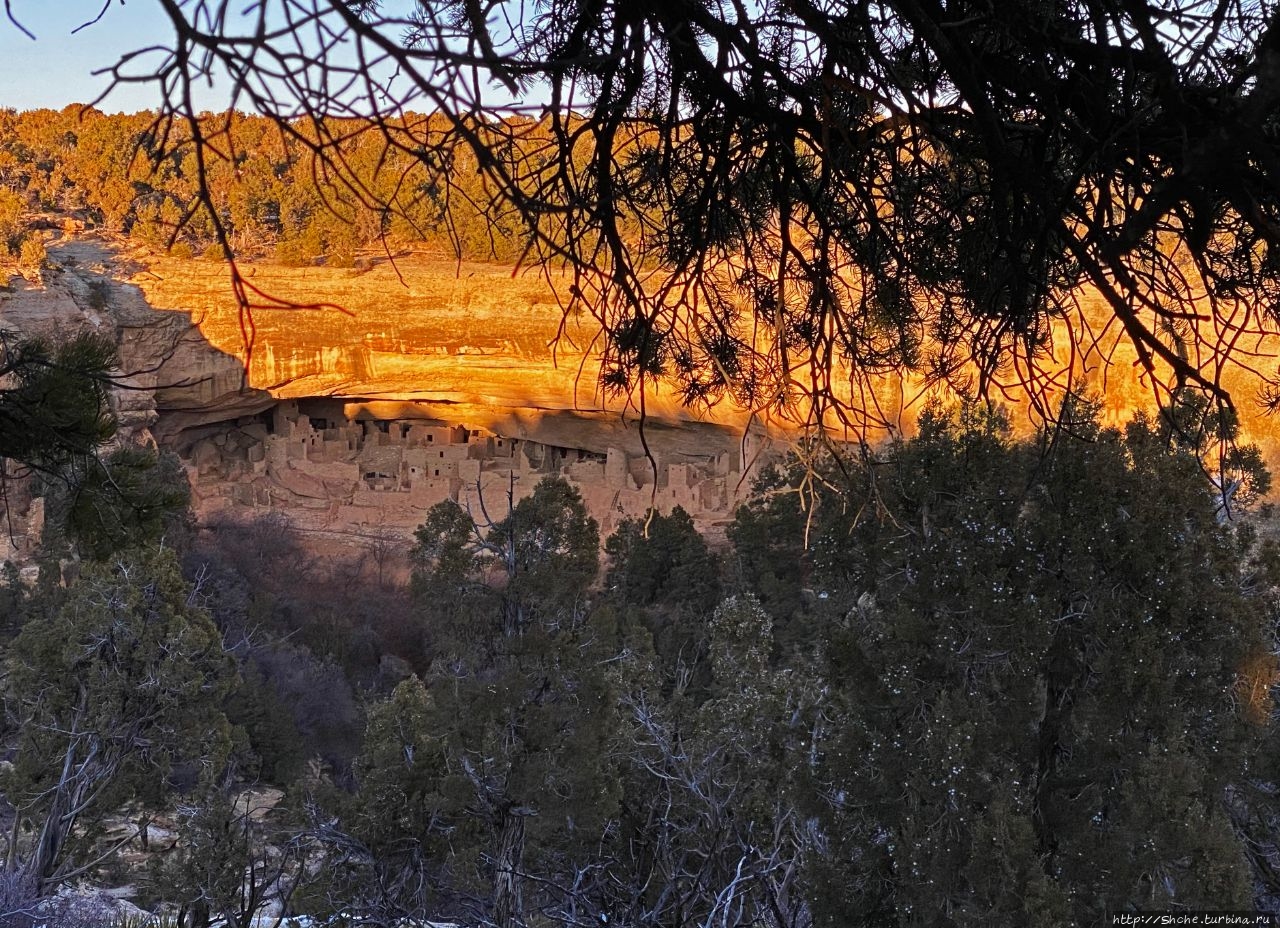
(0, 107, 535, 268)
(3, 379, 1279, 926)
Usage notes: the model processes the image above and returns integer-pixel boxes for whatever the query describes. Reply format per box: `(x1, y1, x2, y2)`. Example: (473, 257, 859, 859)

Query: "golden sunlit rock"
(5, 230, 1279, 572)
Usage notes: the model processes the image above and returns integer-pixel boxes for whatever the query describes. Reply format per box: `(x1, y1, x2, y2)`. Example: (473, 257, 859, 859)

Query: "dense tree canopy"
(301, 407, 1280, 926)
(0, 107, 534, 266)
(397, 478, 617, 927)
(802, 404, 1273, 924)
(12, 0, 1280, 427)
(0, 406, 1274, 922)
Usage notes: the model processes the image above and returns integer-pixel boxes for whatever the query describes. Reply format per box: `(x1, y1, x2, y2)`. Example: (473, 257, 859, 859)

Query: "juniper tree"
(151, 778, 306, 928)
(395, 477, 622, 928)
(604, 505, 721, 697)
(790, 404, 1275, 925)
(293, 674, 456, 924)
(608, 593, 822, 928)
(727, 467, 813, 632)
(0, 546, 234, 894)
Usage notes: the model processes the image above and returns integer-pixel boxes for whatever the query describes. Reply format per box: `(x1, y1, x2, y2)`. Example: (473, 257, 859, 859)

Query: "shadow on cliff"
(24, 235, 777, 469)
(37, 235, 276, 449)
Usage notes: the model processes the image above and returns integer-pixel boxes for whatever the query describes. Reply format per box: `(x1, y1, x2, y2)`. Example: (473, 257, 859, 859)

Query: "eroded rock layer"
(6, 231, 1280, 568)
(0, 235, 778, 563)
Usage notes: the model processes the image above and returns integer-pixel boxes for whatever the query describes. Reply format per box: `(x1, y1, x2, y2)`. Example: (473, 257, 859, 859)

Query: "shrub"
(18, 236, 46, 270)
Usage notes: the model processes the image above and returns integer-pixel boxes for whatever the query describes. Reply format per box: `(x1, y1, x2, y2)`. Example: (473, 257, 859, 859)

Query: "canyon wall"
(5, 231, 1280, 568)
(0, 235, 781, 565)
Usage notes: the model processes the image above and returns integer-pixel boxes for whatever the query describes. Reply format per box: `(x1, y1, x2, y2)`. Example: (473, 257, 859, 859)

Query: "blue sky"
(0, 2, 180, 113)
(0, 1, 547, 116)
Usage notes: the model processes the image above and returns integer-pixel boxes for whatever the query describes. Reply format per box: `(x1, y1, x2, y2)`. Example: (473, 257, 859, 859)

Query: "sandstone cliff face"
(4, 232, 1279, 567)
(0, 235, 781, 561)
(130, 249, 772, 442)
(125, 247, 783, 543)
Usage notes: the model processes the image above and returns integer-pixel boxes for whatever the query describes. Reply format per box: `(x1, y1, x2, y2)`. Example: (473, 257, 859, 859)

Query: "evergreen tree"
(799, 404, 1271, 926)
(60, 446, 193, 559)
(0, 329, 116, 475)
(151, 775, 304, 928)
(609, 593, 821, 928)
(604, 505, 721, 697)
(605, 506, 720, 613)
(329, 675, 451, 921)
(727, 466, 807, 612)
(727, 464, 824, 655)
(1, 546, 234, 893)
(0, 328, 192, 569)
(394, 477, 621, 927)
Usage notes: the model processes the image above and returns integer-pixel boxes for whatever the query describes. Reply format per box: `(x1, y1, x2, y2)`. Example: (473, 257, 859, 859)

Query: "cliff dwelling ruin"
(180, 398, 771, 544)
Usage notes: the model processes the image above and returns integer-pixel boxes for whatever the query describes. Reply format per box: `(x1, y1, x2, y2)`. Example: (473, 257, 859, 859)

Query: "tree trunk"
(493, 811, 526, 928)
(30, 787, 75, 896)
(187, 897, 211, 928)
(28, 695, 97, 895)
